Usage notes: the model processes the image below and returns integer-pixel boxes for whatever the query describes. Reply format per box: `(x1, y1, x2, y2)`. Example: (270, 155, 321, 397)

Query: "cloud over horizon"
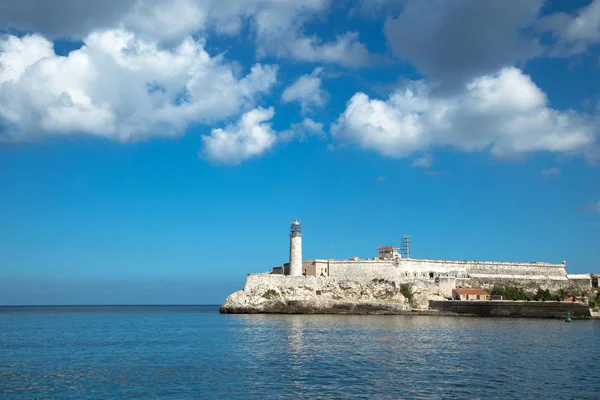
(331, 67, 598, 160)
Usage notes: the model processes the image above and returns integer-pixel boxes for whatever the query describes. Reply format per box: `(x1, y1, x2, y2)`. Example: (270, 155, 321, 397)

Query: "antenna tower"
(401, 236, 411, 259)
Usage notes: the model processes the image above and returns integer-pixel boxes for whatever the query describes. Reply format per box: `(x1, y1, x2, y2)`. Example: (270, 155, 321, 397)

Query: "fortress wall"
(466, 262, 567, 277)
(399, 258, 566, 277)
(397, 259, 468, 277)
(243, 270, 590, 303)
(567, 273, 592, 280)
(324, 258, 582, 292)
(244, 273, 287, 292)
(459, 277, 591, 293)
(327, 258, 567, 280)
(327, 259, 469, 280)
(327, 260, 401, 280)
(566, 274, 592, 288)
(242, 273, 433, 295)
(258, 257, 584, 295)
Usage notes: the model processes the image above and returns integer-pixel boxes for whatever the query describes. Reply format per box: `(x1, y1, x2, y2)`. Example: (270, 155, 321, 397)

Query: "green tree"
(533, 288, 552, 301)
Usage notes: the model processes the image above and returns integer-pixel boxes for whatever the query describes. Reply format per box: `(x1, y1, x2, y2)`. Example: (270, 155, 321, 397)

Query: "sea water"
(1, 306, 599, 399)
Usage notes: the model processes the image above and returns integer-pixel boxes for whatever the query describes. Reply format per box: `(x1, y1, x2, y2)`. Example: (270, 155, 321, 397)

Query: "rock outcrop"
(220, 274, 446, 314)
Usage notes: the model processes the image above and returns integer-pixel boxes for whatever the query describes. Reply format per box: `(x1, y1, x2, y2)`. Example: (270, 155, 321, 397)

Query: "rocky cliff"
(220, 274, 446, 314)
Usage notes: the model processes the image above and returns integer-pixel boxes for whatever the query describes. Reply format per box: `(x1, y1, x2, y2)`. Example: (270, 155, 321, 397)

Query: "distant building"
(302, 260, 329, 276)
(272, 266, 284, 275)
(268, 220, 596, 293)
(377, 246, 401, 260)
(452, 289, 490, 301)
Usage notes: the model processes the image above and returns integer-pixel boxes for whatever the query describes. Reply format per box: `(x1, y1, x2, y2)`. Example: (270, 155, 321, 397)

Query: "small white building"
(377, 246, 401, 260)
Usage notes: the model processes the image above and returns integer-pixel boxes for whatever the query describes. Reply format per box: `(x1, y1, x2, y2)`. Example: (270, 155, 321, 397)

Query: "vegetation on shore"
(262, 289, 279, 300)
(491, 285, 600, 307)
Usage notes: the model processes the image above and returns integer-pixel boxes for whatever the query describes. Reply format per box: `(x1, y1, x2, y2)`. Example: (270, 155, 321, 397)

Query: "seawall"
(429, 300, 591, 318)
(221, 268, 594, 316)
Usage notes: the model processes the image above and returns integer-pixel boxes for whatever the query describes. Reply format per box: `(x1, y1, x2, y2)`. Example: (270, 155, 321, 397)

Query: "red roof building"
(452, 289, 490, 301)
(376, 246, 401, 260)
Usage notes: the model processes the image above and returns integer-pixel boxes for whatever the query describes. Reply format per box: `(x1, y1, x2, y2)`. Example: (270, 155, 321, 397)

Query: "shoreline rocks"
(220, 275, 446, 314)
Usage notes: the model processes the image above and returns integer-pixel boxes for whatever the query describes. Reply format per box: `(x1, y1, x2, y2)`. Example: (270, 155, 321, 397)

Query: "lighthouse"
(289, 219, 302, 276)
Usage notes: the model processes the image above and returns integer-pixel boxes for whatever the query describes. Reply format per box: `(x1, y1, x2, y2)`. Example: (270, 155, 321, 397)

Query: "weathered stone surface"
(220, 274, 446, 314)
(429, 300, 592, 318)
(326, 258, 570, 281)
(458, 277, 591, 294)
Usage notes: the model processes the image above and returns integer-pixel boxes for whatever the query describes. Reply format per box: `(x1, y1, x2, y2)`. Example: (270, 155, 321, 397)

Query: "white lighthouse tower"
(289, 219, 302, 276)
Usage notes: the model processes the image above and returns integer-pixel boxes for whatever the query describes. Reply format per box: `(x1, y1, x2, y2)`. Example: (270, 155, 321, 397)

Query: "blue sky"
(1, 0, 599, 305)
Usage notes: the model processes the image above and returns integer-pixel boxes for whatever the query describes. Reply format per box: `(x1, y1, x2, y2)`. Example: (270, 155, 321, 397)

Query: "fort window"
(429, 273, 434, 279)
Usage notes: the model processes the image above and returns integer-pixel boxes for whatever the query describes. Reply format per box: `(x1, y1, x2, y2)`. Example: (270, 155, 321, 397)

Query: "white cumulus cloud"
(201, 107, 277, 164)
(331, 67, 597, 159)
(281, 67, 328, 113)
(412, 154, 433, 169)
(280, 117, 325, 142)
(0, 30, 277, 141)
(537, 0, 600, 56)
(125, 0, 210, 41)
(278, 31, 371, 67)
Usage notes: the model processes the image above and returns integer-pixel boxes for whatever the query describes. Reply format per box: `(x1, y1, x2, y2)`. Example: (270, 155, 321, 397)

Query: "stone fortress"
(220, 220, 598, 314)
(273, 220, 595, 292)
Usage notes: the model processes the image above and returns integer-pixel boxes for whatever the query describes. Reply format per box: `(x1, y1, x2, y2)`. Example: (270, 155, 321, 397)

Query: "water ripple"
(1, 307, 600, 399)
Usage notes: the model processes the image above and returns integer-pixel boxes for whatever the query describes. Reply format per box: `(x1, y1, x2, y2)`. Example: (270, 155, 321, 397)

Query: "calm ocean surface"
(1, 306, 599, 399)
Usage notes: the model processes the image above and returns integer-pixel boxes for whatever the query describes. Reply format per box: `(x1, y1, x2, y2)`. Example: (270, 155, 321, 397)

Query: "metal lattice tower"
(401, 236, 411, 259)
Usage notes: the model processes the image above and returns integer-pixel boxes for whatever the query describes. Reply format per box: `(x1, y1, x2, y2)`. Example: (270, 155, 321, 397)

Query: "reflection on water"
(1, 306, 600, 399)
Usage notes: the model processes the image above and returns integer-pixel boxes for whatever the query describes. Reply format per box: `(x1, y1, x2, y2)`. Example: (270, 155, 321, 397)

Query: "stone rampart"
(566, 274, 592, 286)
(327, 260, 400, 280)
(220, 273, 447, 313)
(244, 273, 288, 291)
(397, 258, 566, 277)
(429, 300, 591, 318)
(221, 273, 593, 315)
(325, 258, 573, 289)
(328, 259, 568, 284)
